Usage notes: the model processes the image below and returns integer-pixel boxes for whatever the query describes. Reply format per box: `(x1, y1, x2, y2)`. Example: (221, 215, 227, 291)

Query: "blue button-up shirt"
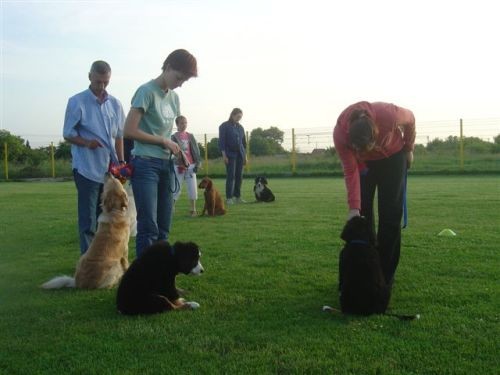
(218, 120, 246, 159)
(63, 89, 125, 183)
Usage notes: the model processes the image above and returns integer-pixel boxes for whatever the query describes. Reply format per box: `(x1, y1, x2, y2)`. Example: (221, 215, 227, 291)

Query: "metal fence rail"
(2, 118, 499, 180)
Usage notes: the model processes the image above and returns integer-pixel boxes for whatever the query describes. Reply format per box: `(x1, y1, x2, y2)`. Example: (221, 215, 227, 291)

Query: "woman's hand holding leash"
(162, 138, 180, 155)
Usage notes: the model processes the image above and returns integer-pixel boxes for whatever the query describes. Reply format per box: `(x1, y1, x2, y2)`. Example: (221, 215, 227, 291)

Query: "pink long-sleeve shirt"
(333, 101, 416, 210)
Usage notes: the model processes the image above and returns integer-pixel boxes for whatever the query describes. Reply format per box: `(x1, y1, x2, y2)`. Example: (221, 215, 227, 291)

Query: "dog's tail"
(322, 306, 420, 321)
(322, 305, 342, 313)
(41, 276, 76, 289)
(384, 313, 420, 321)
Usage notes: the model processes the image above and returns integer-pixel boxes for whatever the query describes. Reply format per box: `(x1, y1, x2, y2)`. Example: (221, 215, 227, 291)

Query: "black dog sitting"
(116, 241, 203, 315)
(253, 176, 275, 202)
(338, 216, 391, 315)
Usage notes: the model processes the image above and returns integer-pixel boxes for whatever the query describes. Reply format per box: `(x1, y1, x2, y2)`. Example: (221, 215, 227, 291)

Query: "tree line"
(1, 128, 499, 164)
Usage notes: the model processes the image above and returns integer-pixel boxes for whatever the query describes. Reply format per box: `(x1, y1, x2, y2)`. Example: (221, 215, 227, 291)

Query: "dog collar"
(349, 240, 369, 245)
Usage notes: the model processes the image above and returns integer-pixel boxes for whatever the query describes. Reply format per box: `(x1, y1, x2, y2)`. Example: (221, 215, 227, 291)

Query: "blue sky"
(1, 0, 499, 147)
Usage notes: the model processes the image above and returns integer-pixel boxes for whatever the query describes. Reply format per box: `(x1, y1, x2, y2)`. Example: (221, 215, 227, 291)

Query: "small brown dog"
(198, 176, 226, 216)
(42, 173, 130, 289)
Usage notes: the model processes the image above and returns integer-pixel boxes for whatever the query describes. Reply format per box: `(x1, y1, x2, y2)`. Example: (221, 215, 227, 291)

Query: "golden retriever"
(42, 173, 130, 289)
(198, 176, 226, 216)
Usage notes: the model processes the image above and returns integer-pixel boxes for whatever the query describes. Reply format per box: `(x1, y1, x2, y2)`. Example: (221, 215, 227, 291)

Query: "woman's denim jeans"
(225, 155, 244, 199)
(131, 156, 175, 257)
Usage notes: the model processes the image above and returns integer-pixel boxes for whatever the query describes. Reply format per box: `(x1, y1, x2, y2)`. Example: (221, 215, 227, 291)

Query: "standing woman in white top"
(171, 115, 202, 217)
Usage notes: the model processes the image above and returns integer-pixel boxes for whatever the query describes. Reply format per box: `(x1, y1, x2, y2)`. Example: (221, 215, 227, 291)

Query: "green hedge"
(1, 151, 499, 180)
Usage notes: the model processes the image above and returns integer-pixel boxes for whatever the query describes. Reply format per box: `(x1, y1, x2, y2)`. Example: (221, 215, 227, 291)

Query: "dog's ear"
(120, 191, 128, 210)
(340, 220, 355, 242)
(176, 241, 200, 254)
(340, 216, 368, 242)
(262, 177, 268, 184)
(206, 179, 213, 189)
(198, 178, 208, 189)
(102, 192, 115, 212)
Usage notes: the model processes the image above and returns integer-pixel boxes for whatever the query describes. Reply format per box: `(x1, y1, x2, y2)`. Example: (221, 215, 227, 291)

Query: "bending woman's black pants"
(360, 149, 406, 285)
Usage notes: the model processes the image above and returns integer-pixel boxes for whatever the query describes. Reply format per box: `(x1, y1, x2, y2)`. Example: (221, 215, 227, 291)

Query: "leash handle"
(168, 154, 181, 194)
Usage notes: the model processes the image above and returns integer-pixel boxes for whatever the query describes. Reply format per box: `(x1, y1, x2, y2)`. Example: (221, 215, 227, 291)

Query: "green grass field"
(0, 176, 499, 374)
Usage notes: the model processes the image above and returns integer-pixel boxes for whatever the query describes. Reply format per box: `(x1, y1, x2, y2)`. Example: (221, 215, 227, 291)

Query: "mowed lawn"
(0, 176, 498, 374)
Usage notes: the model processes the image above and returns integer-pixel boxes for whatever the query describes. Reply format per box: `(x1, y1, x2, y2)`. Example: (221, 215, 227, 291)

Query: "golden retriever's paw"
(185, 301, 200, 310)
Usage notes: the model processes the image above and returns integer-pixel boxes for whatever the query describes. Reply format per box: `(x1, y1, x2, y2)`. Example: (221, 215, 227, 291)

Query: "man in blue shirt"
(218, 108, 247, 204)
(63, 60, 125, 254)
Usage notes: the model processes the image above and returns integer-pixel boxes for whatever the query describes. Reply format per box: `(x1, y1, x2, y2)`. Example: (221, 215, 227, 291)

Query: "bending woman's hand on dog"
(347, 209, 360, 221)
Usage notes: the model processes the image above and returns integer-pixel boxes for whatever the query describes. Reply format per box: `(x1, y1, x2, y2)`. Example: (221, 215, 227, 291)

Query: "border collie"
(253, 176, 275, 202)
(116, 241, 203, 315)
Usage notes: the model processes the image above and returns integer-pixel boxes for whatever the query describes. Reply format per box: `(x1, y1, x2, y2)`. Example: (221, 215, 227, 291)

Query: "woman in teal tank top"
(124, 49, 198, 257)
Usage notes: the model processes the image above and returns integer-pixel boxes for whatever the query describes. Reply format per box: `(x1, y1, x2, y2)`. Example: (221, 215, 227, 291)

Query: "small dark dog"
(338, 216, 391, 315)
(253, 176, 275, 202)
(116, 241, 203, 315)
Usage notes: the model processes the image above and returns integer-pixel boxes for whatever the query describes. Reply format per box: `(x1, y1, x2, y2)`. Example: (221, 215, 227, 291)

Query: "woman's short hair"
(229, 108, 243, 121)
(348, 109, 375, 150)
(162, 49, 198, 78)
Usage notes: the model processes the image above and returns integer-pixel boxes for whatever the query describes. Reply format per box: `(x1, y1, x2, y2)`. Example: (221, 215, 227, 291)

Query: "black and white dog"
(338, 216, 391, 315)
(116, 241, 203, 315)
(253, 176, 275, 202)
